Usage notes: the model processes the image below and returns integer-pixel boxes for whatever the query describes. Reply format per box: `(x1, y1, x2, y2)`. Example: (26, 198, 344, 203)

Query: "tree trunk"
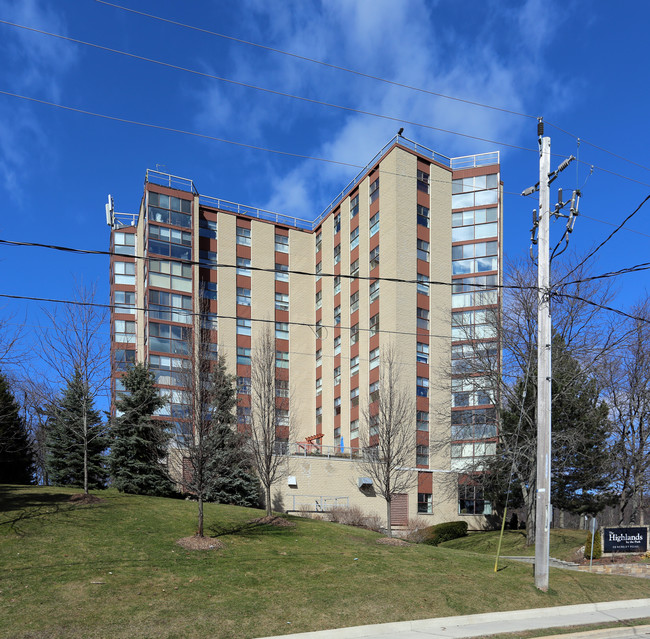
(265, 484, 272, 516)
(198, 495, 204, 537)
(386, 500, 392, 538)
(83, 406, 89, 495)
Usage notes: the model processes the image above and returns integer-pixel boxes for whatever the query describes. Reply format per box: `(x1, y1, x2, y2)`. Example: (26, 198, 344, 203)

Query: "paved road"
(257, 599, 650, 639)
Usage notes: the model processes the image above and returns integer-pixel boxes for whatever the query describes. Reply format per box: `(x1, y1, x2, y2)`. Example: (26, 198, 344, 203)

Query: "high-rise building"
(108, 135, 502, 529)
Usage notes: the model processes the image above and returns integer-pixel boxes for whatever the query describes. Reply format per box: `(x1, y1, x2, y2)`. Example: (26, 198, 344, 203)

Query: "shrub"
(419, 521, 468, 546)
(328, 505, 383, 531)
(508, 512, 519, 530)
(584, 530, 602, 560)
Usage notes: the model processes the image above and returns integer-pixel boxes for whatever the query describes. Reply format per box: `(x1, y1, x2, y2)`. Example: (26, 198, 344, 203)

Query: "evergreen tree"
(205, 421, 260, 507)
(109, 363, 173, 496)
(0, 372, 34, 484)
(46, 369, 107, 489)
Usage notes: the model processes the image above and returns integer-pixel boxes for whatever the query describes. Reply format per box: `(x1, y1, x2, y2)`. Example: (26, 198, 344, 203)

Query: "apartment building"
(108, 135, 502, 529)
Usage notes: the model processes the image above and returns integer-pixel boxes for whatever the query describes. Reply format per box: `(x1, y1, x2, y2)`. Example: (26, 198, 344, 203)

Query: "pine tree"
(46, 369, 107, 490)
(109, 363, 173, 496)
(0, 372, 34, 484)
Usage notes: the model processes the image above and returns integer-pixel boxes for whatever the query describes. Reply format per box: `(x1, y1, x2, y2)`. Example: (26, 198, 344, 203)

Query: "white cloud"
(190, 0, 568, 217)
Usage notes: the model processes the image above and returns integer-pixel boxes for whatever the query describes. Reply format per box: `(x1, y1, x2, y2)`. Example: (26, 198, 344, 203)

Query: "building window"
(417, 273, 430, 296)
(458, 483, 492, 515)
(316, 320, 322, 339)
(369, 246, 380, 270)
(334, 275, 341, 296)
(350, 355, 359, 377)
(148, 225, 192, 260)
(334, 305, 341, 325)
(350, 226, 360, 250)
(417, 341, 429, 364)
(418, 493, 433, 514)
(417, 307, 429, 330)
(350, 259, 359, 277)
(316, 261, 322, 281)
(451, 207, 498, 243)
(334, 213, 341, 234)
(350, 194, 359, 219)
(276, 322, 289, 340)
(275, 234, 289, 253)
(275, 293, 289, 311)
(276, 351, 289, 369)
(237, 287, 251, 306)
(276, 379, 289, 398)
(417, 170, 430, 194)
(350, 419, 359, 438)
(115, 348, 135, 371)
(237, 406, 251, 425)
(114, 320, 136, 343)
(149, 354, 186, 386)
(237, 257, 251, 276)
(370, 381, 379, 403)
(315, 231, 322, 254)
(334, 396, 341, 415)
(334, 366, 341, 386)
(350, 291, 359, 314)
(149, 259, 192, 293)
(275, 263, 289, 282)
(114, 261, 135, 285)
(417, 239, 430, 262)
(417, 411, 429, 431)
(369, 177, 379, 204)
(115, 290, 136, 314)
(315, 290, 322, 310)
(369, 280, 379, 303)
(236, 226, 251, 246)
(198, 282, 216, 301)
(350, 324, 359, 345)
(417, 376, 429, 397)
(113, 231, 135, 255)
(148, 192, 191, 227)
(350, 386, 359, 406)
(316, 349, 322, 368)
(237, 318, 252, 336)
(369, 347, 379, 370)
(316, 406, 322, 425)
(199, 250, 217, 266)
(334, 244, 341, 265)
(334, 335, 341, 356)
(369, 212, 379, 237)
(316, 377, 322, 396)
(369, 313, 379, 337)
(334, 426, 341, 440)
(369, 414, 379, 436)
(417, 204, 430, 228)
(149, 322, 189, 355)
(451, 408, 497, 440)
(237, 347, 251, 366)
(416, 445, 429, 466)
(276, 408, 289, 426)
(238, 376, 251, 395)
(201, 311, 218, 331)
(148, 290, 192, 324)
(199, 218, 217, 239)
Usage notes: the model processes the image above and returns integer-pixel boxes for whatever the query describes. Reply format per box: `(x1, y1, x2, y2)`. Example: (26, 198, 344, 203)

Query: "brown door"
(391, 493, 408, 527)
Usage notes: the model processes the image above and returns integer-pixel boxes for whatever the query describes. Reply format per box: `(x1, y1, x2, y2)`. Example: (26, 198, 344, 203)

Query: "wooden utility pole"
(535, 125, 552, 591)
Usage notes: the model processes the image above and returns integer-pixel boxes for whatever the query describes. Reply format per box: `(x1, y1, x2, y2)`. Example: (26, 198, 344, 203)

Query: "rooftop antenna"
(105, 194, 114, 226)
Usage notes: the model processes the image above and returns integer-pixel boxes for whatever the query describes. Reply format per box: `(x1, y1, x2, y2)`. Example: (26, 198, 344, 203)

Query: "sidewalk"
(257, 599, 650, 639)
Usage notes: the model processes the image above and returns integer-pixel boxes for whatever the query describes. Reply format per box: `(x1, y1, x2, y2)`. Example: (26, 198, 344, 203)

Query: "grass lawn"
(2, 485, 649, 639)
(440, 528, 589, 562)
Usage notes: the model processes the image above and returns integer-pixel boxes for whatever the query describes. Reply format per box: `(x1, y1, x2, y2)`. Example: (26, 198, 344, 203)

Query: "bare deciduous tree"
(357, 346, 416, 537)
(247, 326, 291, 517)
(600, 301, 650, 525)
(38, 283, 110, 494)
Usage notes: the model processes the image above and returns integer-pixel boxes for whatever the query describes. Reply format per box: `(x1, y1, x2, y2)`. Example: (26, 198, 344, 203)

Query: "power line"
(556, 192, 650, 286)
(94, 0, 537, 122)
(553, 291, 650, 325)
(93, 1, 650, 179)
(0, 238, 521, 292)
(580, 213, 650, 240)
(0, 20, 537, 153)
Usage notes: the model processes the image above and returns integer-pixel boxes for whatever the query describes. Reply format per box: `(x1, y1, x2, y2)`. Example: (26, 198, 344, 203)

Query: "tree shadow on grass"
(207, 516, 297, 539)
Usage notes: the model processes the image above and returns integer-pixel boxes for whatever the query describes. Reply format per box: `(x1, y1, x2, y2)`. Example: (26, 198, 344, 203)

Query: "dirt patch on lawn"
(251, 515, 296, 527)
(376, 537, 410, 546)
(69, 493, 105, 505)
(177, 536, 225, 551)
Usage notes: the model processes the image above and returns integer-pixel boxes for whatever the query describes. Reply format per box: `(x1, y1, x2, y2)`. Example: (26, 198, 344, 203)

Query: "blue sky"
(1, 0, 649, 385)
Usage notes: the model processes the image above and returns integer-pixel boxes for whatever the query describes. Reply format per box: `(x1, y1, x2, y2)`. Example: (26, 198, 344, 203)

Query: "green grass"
(440, 528, 589, 562)
(2, 485, 649, 639)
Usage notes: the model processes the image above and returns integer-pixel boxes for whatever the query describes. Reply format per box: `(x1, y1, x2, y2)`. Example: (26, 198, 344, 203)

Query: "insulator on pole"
(538, 119, 544, 137)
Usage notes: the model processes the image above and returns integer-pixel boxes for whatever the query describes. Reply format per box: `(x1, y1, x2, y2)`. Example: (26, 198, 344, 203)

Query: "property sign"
(602, 527, 648, 553)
